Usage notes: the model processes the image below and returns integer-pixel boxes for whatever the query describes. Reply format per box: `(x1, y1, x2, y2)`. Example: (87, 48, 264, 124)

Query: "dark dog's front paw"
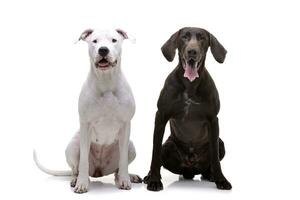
(143, 174, 163, 191)
(215, 179, 232, 190)
(147, 180, 163, 191)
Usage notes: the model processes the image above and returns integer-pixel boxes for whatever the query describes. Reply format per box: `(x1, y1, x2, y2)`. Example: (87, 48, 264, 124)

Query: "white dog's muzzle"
(95, 56, 118, 70)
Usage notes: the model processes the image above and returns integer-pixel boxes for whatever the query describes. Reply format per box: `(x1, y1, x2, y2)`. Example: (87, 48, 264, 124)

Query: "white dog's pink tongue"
(184, 64, 199, 82)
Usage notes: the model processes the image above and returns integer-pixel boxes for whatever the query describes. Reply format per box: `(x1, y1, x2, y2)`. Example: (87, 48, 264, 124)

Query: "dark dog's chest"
(169, 92, 218, 145)
(173, 92, 215, 120)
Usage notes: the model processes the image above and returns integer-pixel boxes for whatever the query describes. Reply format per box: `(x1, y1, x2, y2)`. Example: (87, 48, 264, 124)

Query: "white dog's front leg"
(115, 122, 131, 190)
(74, 123, 91, 193)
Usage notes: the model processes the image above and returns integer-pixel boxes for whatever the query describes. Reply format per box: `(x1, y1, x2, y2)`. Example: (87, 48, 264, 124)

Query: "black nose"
(188, 49, 197, 57)
(98, 47, 109, 57)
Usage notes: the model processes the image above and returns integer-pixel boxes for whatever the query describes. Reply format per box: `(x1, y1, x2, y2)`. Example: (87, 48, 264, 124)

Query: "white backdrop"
(0, 0, 300, 199)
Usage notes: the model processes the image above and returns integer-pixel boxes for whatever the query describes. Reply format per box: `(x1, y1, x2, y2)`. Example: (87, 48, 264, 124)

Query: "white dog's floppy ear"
(78, 29, 94, 42)
(116, 28, 136, 43)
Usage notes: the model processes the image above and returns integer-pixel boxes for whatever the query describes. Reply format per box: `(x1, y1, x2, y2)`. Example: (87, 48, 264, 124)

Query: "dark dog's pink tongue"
(184, 63, 199, 82)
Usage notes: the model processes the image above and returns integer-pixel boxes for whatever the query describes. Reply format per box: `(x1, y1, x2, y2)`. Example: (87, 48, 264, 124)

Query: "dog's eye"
(182, 32, 191, 40)
(197, 33, 205, 41)
(112, 39, 117, 43)
(182, 36, 188, 40)
(92, 39, 98, 43)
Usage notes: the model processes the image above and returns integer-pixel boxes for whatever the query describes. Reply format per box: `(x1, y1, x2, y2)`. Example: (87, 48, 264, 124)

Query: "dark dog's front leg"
(144, 111, 168, 191)
(209, 117, 232, 190)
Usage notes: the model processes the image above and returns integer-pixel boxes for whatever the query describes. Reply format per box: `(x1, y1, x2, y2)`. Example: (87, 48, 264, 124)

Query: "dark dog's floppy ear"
(210, 33, 227, 63)
(161, 30, 180, 62)
(78, 29, 93, 41)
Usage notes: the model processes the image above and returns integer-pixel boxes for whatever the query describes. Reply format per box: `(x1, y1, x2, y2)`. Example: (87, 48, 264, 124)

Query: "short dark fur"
(144, 27, 231, 191)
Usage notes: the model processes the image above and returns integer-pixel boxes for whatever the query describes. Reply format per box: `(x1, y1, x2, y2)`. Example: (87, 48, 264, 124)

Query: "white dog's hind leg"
(128, 140, 136, 164)
(128, 141, 142, 183)
(129, 174, 143, 183)
(65, 132, 80, 187)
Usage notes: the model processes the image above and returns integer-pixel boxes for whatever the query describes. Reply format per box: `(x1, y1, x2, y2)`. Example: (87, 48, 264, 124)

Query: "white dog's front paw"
(74, 177, 89, 194)
(115, 174, 131, 190)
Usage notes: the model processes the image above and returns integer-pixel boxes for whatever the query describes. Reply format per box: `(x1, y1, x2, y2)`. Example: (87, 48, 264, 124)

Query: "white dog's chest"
(90, 117, 121, 145)
(79, 87, 134, 145)
(86, 95, 125, 145)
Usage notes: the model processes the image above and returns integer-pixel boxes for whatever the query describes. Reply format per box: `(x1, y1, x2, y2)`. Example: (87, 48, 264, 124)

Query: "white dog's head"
(79, 28, 131, 75)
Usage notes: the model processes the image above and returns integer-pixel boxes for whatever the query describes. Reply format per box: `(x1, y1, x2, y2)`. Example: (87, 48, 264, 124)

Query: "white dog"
(34, 28, 141, 193)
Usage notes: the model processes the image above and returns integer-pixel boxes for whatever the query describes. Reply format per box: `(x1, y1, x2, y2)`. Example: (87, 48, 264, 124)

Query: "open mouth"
(95, 58, 116, 70)
(182, 58, 200, 82)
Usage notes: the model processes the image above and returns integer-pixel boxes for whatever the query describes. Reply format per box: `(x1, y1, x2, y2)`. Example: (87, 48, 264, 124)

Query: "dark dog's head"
(161, 27, 227, 82)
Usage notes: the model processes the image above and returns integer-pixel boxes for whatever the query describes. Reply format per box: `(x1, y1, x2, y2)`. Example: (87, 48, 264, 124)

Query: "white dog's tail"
(33, 150, 72, 176)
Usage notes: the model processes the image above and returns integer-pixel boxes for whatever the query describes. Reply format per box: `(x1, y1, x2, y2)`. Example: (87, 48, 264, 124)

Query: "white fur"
(34, 29, 139, 193)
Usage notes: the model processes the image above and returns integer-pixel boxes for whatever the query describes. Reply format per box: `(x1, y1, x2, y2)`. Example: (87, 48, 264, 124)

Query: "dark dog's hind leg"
(162, 139, 196, 180)
(218, 138, 225, 161)
(201, 138, 225, 182)
(161, 139, 184, 175)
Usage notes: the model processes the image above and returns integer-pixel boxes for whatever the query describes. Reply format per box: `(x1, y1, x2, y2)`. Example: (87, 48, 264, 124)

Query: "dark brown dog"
(144, 27, 232, 191)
